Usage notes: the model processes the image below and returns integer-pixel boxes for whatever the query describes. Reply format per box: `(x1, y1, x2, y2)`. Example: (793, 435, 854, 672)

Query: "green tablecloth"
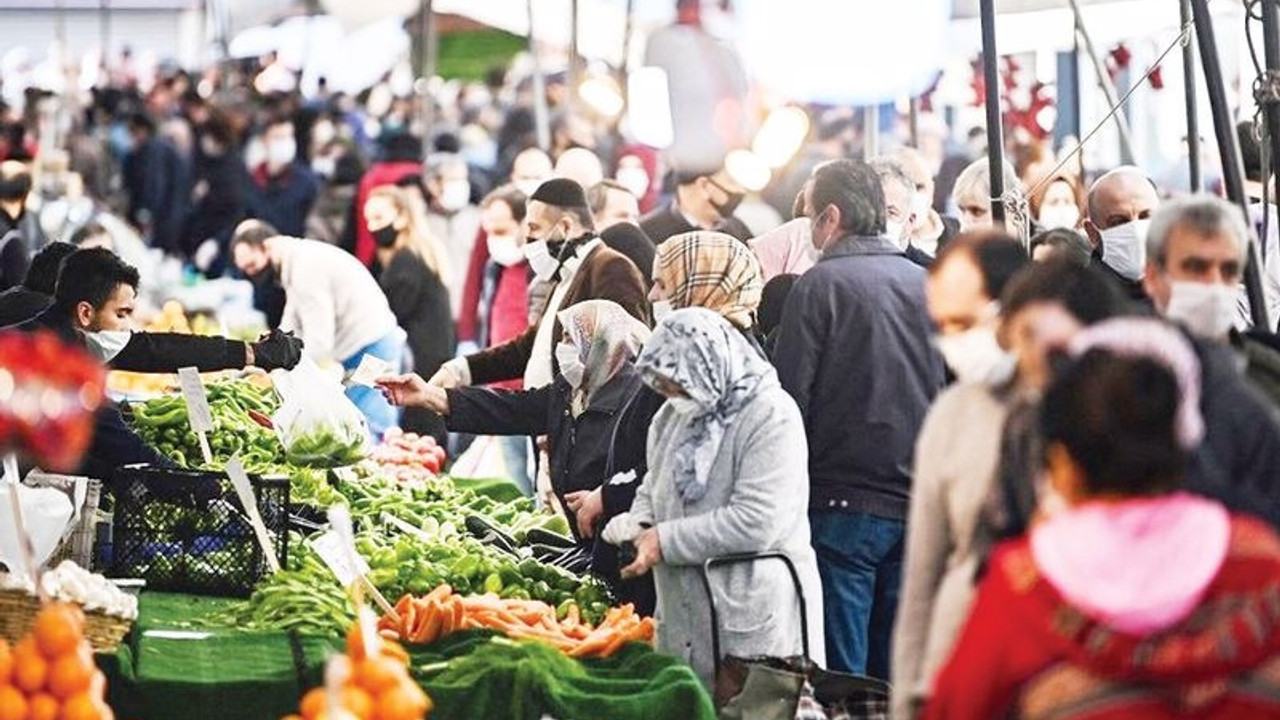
(98, 594, 715, 720)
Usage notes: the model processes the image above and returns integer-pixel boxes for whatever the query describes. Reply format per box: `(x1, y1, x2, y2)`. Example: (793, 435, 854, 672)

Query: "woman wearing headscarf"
(600, 308, 825, 688)
(377, 299, 660, 610)
(924, 318, 1280, 720)
(649, 230, 764, 341)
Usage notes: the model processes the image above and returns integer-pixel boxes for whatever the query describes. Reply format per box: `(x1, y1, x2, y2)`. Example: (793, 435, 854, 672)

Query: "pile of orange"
(282, 624, 431, 720)
(0, 603, 114, 720)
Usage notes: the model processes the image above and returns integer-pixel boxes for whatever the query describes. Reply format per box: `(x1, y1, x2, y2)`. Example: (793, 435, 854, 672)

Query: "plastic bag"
(270, 359, 369, 467)
(0, 461, 75, 576)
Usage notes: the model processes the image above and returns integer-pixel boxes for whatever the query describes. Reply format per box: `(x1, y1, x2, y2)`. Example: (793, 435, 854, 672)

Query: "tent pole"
(979, 0, 1006, 227)
(529, 0, 551, 151)
(419, 0, 436, 160)
(1180, 0, 1201, 191)
(1190, 0, 1269, 329)
(1260, 0, 1280, 204)
(1067, 0, 1136, 165)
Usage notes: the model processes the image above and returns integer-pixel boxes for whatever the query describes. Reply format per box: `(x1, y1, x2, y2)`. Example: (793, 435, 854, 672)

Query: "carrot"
(568, 630, 620, 658)
(597, 632, 630, 658)
(424, 585, 453, 604)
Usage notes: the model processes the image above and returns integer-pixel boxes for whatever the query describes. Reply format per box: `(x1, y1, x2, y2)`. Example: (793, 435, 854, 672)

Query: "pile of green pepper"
(128, 380, 286, 469)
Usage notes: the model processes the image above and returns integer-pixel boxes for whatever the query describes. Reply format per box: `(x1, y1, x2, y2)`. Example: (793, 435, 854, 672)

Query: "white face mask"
(1099, 218, 1152, 281)
(310, 156, 336, 178)
(311, 121, 336, 147)
(84, 329, 132, 363)
(266, 137, 296, 171)
(934, 325, 1014, 385)
(523, 239, 562, 282)
(1165, 279, 1239, 339)
(487, 233, 525, 267)
(668, 396, 703, 416)
(1037, 205, 1080, 230)
(615, 167, 650, 199)
(652, 300, 674, 324)
(555, 341, 585, 388)
(911, 192, 932, 223)
(199, 135, 223, 158)
(439, 179, 471, 212)
(884, 220, 907, 250)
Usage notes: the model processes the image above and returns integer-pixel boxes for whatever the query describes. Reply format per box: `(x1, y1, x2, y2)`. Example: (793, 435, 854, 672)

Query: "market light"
(579, 75, 625, 119)
(626, 66, 674, 149)
(752, 106, 811, 168)
(725, 149, 771, 193)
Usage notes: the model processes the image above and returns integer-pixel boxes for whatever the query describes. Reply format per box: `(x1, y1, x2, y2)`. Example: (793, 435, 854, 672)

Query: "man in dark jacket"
(774, 159, 946, 679)
(638, 165, 753, 244)
(0, 160, 37, 291)
(0, 241, 76, 326)
(18, 248, 303, 484)
(1083, 166, 1160, 304)
(122, 113, 190, 253)
(247, 117, 319, 238)
(184, 111, 248, 276)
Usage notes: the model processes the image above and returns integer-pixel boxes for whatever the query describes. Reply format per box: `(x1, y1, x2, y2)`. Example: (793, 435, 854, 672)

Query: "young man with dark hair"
(773, 159, 947, 680)
(0, 241, 77, 326)
(246, 116, 319, 239)
(123, 111, 190, 253)
(638, 164, 752, 244)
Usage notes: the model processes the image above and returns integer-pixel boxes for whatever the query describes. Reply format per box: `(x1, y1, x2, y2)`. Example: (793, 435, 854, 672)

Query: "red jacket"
(457, 229, 530, 390)
(924, 515, 1280, 720)
(354, 161, 421, 267)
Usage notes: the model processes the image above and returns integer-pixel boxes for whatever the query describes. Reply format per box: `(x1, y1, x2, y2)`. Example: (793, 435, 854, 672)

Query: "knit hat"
(530, 178, 588, 208)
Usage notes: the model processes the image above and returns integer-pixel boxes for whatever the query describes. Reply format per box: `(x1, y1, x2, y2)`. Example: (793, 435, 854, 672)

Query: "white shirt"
(524, 238, 604, 388)
(273, 237, 399, 363)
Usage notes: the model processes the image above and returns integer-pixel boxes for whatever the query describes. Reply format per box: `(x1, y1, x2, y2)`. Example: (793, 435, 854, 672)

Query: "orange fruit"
(342, 686, 374, 720)
(346, 624, 367, 662)
(0, 685, 28, 720)
(58, 692, 105, 720)
(14, 636, 50, 692)
(353, 657, 401, 695)
(299, 687, 328, 720)
(371, 680, 428, 720)
(34, 604, 85, 659)
(29, 692, 60, 720)
(0, 638, 12, 684)
(48, 650, 95, 699)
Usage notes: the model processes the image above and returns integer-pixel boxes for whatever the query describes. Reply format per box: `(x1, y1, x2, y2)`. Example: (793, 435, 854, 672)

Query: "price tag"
(225, 457, 281, 573)
(347, 353, 395, 388)
(178, 367, 214, 464)
(309, 529, 370, 587)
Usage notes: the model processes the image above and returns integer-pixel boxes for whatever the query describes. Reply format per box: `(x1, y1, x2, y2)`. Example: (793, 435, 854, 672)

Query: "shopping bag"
(270, 359, 369, 467)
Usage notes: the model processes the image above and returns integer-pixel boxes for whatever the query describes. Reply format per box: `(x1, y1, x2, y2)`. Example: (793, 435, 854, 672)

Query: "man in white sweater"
(231, 219, 404, 436)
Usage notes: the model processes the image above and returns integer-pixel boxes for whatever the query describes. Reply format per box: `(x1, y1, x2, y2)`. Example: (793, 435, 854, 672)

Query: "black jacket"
(445, 367, 660, 612)
(380, 248, 454, 442)
(638, 200, 754, 245)
(184, 149, 249, 268)
(123, 137, 191, 253)
(247, 161, 319, 238)
(774, 234, 946, 519)
(0, 210, 32, 292)
(0, 286, 51, 327)
(1090, 254, 1152, 307)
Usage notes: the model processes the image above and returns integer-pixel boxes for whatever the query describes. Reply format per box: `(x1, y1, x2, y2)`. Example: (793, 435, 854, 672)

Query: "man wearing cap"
(431, 178, 648, 390)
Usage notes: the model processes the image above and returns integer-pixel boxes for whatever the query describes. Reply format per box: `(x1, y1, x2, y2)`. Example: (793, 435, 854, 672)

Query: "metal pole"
(1180, 0, 1201, 191)
(101, 0, 110, 63)
(528, 0, 551, 151)
(1190, 0, 1269, 329)
(1260, 0, 1280, 203)
(419, 0, 436, 160)
(979, 0, 1006, 227)
(620, 0, 636, 108)
(908, 96, 920, 148)
(864, 105, 879, 158)
(1067, 0, 1136, 166)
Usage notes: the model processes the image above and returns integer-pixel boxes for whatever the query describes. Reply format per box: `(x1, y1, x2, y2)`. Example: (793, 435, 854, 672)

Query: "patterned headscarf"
(655, 231, 764, 331)
(557, 300, 651, 415)
(635, 308, 778, 503)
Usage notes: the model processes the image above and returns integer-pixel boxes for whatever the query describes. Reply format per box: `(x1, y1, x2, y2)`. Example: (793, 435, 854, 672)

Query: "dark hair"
(1000, 258, 1123, 326)
(70, 221, 111, 247)
(1238, 121, 1262, 183)
(379, 133, 423, 164)
(480, 184, 528, 223)
(230, 219, 279, 252)
(127, 112, 156, 135)
(810, 159, 885, 236)
(1042, 349, 1185, 494)
(54, 248, 140, 311)
(1029, 228, 1093, 267)
(23, 241, 77, 295)
(587, 180, 633, 216)
(932, 231, 1029, 300)
(759, 274, 799, 337)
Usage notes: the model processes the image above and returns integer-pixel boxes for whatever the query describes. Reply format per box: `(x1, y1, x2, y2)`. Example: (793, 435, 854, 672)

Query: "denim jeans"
(809, 510, 905, 680)
(341, 333, 405, 440)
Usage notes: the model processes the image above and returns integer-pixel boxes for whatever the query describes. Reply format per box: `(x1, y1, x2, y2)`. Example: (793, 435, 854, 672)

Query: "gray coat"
(629, 384, 826, 686)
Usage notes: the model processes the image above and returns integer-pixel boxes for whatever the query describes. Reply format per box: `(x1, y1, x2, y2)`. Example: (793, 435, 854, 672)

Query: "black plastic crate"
(107, 465, 290, 597)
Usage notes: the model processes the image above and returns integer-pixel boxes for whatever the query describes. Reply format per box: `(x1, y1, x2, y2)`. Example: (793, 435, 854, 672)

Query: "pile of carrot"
(378, 585, 654, 658)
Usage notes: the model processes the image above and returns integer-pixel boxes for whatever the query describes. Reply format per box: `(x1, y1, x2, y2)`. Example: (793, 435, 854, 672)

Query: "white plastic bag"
(270, 359, 370, 467)
(0, 464, 74, 576)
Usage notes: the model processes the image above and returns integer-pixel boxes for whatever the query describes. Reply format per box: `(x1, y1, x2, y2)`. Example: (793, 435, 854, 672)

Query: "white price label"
(177, 367, 214, 433)
(309, 530, 370, 587)
(347, 353, 395, 388)
(225, 457, 280, 573)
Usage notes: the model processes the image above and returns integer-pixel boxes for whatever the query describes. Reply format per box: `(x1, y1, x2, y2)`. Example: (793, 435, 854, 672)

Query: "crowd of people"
(5, 34, 1280, 720)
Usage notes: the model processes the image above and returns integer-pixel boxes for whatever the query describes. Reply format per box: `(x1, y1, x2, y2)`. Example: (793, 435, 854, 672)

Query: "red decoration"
(1109, 43, 1132, 70)
(1149, 64, 1164, 90)
(0, 331, 106, 471)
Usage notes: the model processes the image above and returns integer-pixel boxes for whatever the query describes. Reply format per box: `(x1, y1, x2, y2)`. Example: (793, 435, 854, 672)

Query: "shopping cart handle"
(699, 551, 811, 675)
